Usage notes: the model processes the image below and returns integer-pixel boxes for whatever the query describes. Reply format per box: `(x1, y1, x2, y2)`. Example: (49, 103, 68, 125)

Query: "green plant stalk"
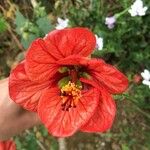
(115, 7, 130, 19)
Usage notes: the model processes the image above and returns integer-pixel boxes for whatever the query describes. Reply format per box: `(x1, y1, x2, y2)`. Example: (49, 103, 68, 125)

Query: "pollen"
(60, 81, 82, 111)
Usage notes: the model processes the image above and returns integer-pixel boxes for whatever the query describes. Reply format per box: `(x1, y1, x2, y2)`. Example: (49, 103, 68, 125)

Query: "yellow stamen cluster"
(61, 81, 82, 110)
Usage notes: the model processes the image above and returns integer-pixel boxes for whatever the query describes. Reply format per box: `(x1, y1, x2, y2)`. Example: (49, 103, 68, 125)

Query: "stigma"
(60, 81, 82, 111)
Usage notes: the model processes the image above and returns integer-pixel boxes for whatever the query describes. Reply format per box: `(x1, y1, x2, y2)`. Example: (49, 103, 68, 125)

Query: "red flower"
(0, 140, 16, 150)
(9, 27, 128, 137)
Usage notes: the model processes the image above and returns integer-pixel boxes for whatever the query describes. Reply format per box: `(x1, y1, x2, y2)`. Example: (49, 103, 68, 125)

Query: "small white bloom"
(141, 69, 150, 88)
(128, 0, 148, 16)
(95, 35, 103, 50)
(141, 69, 150, 80)
(55, 18, 69, 30)
(105, 16, 116, 29)
(142, 80, 150, 87)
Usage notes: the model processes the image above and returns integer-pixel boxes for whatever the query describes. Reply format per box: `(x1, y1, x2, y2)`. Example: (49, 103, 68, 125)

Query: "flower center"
(60, 81, 82, 111)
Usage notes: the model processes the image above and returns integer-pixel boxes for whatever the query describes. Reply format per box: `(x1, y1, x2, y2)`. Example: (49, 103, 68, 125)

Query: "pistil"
(69, 69, 78, 83)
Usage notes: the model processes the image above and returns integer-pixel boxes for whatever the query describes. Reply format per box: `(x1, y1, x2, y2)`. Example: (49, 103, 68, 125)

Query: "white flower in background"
(141, 69, 150, 81)
(128, 0, 148, 16)
(105, 16, 116, 29)
(141, 69, 150, 88)
(95, 34, 103, 50)
(55, 18, 69, 30)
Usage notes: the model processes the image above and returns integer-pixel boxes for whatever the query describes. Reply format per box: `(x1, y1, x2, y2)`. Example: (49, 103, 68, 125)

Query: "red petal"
(44, 27, 96, 58)
(38, 87, 99, 137)
(25, 62, 58, 83)
(25, 39, 59, 82)
(25, 28, 95, 82)
(80, 78, 102, 91)
(87, 59, 128, 94)
(9, 62, 50, 112)
(81, 88, 116, 132)
(57, 55, 89, 66)
(26, 39, 57, 63)
(0, 140, 16, 150)
(57, 56, 128, 94)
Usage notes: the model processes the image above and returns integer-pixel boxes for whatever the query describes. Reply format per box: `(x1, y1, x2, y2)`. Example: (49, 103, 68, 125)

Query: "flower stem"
(115, 7, 130, 19)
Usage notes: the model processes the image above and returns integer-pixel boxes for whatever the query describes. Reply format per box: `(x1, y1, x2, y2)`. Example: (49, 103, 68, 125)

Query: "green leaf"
(0, 17, 7, 32)
(36, 17, 52, 34)
(25, 133, 38, 150)
(15, 10, 28, 34)
(21, 33, 37, 49)
(14, 137, 24, 150)
(39, 125, 48, 137)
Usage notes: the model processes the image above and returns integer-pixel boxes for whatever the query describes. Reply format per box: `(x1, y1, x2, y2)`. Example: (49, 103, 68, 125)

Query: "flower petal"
(0, 140, 16, 150)
(87, 59, 128, 94)
(57, 55, 89, 66)
(25, 28, 96, 82)
(44, 27, 96, 57)
(81, 88, 116, 132)
(38, 87, 99, 137)
(57, 56, 128, 94)
(25, 27, 95, 82)
(9, 62, 51, 112)
(25, 39, 59, 82)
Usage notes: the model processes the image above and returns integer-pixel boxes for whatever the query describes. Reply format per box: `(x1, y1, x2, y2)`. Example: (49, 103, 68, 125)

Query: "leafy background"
(0, 0, 150, 149)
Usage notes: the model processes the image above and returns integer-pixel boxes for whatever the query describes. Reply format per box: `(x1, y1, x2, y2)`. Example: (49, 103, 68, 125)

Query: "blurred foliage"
(14, 126, 59, 150)
(0, 15, 7, 33)
(0, 0, 150, 149)
(15, 2, 52, 48)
